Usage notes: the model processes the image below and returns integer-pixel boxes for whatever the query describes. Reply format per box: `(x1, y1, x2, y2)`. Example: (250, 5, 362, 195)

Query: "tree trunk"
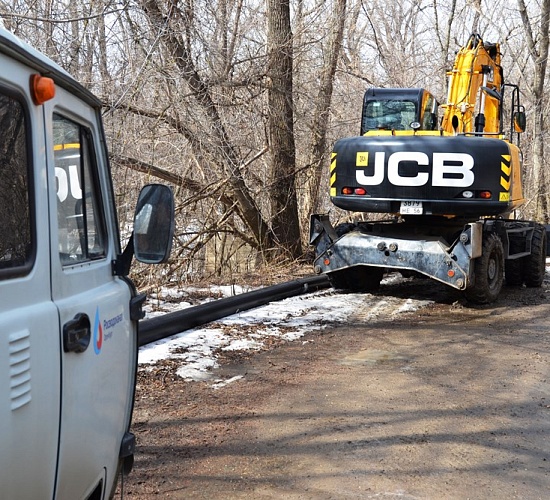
(532, 105, 549, 221)
(518, 0, 550, 222)
(302, 0, 347, 219)
(267, 0, 302, 258)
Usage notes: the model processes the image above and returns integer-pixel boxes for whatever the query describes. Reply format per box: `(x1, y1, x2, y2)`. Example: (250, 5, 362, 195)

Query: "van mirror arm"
(113, 232, 135, 276)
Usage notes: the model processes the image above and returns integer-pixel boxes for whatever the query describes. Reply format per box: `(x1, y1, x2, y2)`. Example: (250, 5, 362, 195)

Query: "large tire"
(328, 224, 384, 292)
(505, 258, 524, 286)
(465, 232, 504, 304)
(334, 222, 356, 238)
(327, 269, 352, 290)
(328, 266, 384, 292)
(524, 225, 547, 287)
(327, 224, 357, 290)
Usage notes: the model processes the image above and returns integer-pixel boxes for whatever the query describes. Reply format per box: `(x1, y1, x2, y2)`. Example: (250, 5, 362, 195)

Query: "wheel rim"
(488, 257, 497, 282)
(487, 248, 502, 291)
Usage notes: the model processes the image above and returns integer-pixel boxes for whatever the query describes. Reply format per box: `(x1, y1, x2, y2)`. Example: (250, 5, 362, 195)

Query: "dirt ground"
(119, 277, 550, 499)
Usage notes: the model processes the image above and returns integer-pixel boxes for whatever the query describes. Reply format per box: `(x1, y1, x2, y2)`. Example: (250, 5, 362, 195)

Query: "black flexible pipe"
(138, 274, 330, 346)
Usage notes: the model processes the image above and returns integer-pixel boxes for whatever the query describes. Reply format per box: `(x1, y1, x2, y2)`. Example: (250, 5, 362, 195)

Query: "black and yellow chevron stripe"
(330, 152, 337, 196)
(499, 154, 511, 202)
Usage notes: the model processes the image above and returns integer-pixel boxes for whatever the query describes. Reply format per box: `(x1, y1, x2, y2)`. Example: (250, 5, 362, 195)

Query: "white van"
(0, 27, 173, 499)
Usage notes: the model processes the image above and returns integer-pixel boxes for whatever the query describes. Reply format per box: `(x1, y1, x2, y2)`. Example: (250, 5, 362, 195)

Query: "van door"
(0, 62, 60, 497)
(44, 90, 137, 499)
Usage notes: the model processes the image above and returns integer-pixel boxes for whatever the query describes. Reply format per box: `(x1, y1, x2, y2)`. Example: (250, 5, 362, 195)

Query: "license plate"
(400, 200, 423, 215)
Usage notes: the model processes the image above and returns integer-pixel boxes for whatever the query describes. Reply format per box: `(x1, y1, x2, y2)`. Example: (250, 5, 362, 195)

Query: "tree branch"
(517, 0, 540, 61)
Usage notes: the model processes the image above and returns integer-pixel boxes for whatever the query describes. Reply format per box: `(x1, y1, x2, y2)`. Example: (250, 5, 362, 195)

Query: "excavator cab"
(360, 88, 439, 134)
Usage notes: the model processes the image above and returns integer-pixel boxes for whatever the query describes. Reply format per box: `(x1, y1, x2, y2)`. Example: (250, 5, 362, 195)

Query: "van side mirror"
(115, 184, 174, 276)
(514, 111, 526, 133)
(133, 184, 175, 264)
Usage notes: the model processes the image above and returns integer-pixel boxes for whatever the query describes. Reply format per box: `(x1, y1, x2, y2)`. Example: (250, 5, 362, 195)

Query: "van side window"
(0, 90, 33, 274)
(53, 114, 106, 265)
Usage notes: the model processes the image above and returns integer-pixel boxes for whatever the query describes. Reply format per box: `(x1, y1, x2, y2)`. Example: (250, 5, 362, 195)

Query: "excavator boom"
(441, 33, 503, 135)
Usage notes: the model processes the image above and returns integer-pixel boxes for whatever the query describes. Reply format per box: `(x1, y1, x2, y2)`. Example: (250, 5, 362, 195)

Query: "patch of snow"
(381, 272, 408, 285)
(212, 375, 244, 390)
(395, 298, 433, 314)
(139, 328, 226, 365)
(177, 359, 218, 381)
(281, 331, 307, 341)
(138, 284, 434, 384)
(223, 338, 263, 351)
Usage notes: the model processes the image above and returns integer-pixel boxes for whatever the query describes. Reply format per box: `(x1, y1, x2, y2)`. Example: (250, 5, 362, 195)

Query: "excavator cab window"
(362, 100, 416, 131)
(361, 88, 439, 134)
(421, 92, 439, 130)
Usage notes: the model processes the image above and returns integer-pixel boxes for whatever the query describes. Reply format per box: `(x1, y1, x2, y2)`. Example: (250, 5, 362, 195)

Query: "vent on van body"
(9, 330, 31, 410)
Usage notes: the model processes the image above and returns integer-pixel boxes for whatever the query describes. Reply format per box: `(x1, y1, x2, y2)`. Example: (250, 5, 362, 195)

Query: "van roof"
(0, 26, 102, 108)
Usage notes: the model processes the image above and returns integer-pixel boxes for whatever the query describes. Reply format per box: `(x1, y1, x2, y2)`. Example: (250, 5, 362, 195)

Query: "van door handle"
(63, 313, 91, 353)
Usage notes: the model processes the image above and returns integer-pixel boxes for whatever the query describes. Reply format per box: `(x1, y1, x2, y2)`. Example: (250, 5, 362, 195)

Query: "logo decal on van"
(93, 307, 103, 355)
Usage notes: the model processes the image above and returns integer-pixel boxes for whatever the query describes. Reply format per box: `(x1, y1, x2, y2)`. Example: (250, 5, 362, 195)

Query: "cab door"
(44, 89, 137, 499)
(0, 56, 60, 500)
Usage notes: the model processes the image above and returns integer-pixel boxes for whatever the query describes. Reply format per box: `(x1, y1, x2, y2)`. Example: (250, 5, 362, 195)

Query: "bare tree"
(265, 0, 302, 258)
(517, 0, 550, 222)
(360, 0, 434, 88)
(301, 0, 347, 220)
(138, 0, 272, 245)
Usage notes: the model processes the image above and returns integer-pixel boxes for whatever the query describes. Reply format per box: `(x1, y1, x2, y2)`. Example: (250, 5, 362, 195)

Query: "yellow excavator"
(310, 34, 545, 303)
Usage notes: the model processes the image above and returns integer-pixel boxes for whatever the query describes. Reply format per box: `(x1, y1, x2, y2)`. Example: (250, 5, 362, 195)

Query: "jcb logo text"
(356, 151, 475, 188)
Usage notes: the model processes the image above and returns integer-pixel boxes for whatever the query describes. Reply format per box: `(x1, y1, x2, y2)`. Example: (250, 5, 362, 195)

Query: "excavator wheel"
(328, 266, 384, 293)
(328, 224, 384, 292)
(524, 225, 547, 287)
(327, 269, 351, 290)
(464, 232, 504, 304)
(505, 258, 524, 286)
(334, 222, 357, 237)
